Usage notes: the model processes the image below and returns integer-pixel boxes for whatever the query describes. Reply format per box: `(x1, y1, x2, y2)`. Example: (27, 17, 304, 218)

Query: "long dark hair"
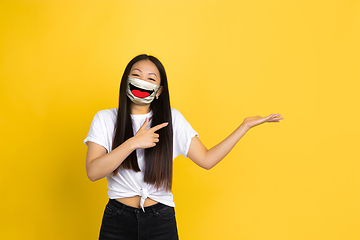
(112, 54, 173, 191)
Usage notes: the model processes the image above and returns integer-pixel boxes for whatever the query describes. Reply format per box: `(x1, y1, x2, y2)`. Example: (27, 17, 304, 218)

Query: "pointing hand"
(132, 118, 169, 149)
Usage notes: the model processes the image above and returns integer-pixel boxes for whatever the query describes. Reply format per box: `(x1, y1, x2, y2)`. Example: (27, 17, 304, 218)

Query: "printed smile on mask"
(129, 83, 154, 98)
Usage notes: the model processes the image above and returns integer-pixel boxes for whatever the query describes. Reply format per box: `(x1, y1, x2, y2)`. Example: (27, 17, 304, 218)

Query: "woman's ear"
(156, 86, 163, 98)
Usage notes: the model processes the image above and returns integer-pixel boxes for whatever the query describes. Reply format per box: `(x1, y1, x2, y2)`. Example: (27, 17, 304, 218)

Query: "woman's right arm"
(86, 139, 136, 182)
(85, 118, 168, 181)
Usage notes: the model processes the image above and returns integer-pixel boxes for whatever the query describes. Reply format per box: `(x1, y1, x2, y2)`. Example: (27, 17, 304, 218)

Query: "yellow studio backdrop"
(1, 0, 359, 239)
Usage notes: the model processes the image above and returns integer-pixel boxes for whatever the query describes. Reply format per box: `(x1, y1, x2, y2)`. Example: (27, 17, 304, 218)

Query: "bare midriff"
(116, 196, 158, 208)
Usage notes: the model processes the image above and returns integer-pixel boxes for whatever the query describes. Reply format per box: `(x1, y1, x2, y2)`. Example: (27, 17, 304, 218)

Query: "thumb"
(140, 117, 149, 130)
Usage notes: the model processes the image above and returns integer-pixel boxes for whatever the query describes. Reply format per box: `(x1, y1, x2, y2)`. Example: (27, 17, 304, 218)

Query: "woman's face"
(129, 60, 161, 86)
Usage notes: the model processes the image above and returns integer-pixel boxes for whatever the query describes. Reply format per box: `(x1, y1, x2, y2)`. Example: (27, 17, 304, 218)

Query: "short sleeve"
(83, 112, 109, 153)
(172, 109, 199, 158)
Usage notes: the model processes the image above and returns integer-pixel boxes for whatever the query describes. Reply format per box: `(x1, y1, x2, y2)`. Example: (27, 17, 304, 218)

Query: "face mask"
(126, 76, 161, 105)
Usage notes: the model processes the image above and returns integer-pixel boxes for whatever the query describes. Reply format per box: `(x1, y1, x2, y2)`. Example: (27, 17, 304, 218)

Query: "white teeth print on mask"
(126, 76, 160, 105)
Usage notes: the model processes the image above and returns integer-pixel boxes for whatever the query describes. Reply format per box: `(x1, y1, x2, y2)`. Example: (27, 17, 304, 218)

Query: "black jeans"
(99, 199, 179, 240)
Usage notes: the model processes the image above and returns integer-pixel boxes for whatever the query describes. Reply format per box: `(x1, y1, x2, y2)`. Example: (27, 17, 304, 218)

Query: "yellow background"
(1, 0, 359, 239)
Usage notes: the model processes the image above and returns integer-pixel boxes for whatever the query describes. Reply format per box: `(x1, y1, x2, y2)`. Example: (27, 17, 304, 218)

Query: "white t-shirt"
(84, 108, 198, 211)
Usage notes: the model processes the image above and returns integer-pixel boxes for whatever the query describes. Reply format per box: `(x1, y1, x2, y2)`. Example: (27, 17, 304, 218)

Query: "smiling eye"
(149, 78, 155, 81)
(132, 74, 140, 77)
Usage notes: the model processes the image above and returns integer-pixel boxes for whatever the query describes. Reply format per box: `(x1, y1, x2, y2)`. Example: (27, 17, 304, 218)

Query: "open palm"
(241, 113, 283, 130)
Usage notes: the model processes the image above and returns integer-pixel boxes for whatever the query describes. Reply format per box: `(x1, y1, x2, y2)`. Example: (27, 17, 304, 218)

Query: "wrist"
(126, 137, 138, 151)
(239, 123, 250, 132)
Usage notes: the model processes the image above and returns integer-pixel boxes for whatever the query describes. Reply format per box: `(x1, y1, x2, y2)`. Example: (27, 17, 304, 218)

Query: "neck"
(130, 102, 151, 115)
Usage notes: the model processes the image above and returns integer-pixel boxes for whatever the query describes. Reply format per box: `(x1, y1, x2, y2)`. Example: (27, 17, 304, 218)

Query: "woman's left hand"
(241, 113, 284, 130)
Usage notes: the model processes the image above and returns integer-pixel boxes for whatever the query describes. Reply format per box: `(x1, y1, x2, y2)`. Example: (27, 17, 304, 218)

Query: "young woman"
(84, 54, 283, 240)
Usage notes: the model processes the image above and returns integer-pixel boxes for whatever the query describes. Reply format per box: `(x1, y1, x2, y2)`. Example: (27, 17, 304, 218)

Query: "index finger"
(150, 122, 169, 132)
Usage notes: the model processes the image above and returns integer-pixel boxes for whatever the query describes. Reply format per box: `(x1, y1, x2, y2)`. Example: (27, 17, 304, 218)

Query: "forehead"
(131, 60, 160, 75)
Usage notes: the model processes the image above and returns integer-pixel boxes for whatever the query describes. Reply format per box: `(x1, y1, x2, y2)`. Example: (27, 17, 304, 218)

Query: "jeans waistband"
(107, 198, 171, 214)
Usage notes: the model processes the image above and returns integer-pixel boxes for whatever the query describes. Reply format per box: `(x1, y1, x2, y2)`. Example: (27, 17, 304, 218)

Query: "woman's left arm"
(187, 113, 283, 170)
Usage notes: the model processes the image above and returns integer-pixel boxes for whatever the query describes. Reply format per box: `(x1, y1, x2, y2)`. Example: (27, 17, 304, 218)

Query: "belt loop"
(150, 205, 158, 217)
(119, 202, 126, 215)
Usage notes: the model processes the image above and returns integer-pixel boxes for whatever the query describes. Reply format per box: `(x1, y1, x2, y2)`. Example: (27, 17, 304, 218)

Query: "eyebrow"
(133, 68, 157, 77)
